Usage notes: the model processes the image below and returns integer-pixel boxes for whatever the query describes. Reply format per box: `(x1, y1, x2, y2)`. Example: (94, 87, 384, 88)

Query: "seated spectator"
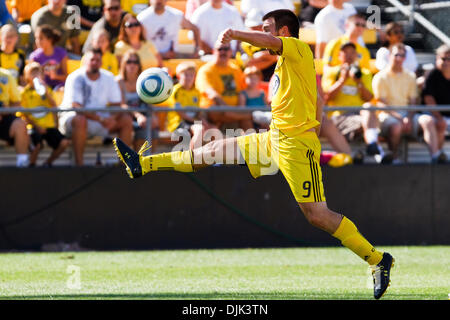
(114, 13, 163, 69)
(375, 22, 418, 73)
(185, 0, 232, 20)
(0, 24, 26, 84)
(240, 0, 294, 16)
(67, 0, 103, 30)
(167, 61, 216, 149)
(240, 9, 278, 82)
(59, 48, 133, 166)
(239, 66, 267, 108)
(322, 42, 385, 162)
(0, 67, 30, 167)
(20, 62, 70, 167)
(29, 24, 68, 90)
(116, 49, 158, 151)
(373, 44, 444, 163)
(190, 0, 245, 55)
(299, 0, 327, 27)
(83, 0, 126, 54)
(89, 28, 119, 75)
(10, 0, 47, 25)
(195, 40, 252, 130)
(30, 0, 81, 55)
(137, 0, 201, 59)
(421, 44, 450, 162)
(314, 0, 356, 58)
(322, 13, 371, 70)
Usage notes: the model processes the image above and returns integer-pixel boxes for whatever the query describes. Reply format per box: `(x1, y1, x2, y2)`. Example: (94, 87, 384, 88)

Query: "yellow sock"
(332, 216, 383, 265)
(141, 150, 194, 174)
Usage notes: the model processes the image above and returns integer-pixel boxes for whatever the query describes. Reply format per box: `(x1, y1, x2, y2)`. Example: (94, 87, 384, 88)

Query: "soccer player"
(113, 9, 394, 299)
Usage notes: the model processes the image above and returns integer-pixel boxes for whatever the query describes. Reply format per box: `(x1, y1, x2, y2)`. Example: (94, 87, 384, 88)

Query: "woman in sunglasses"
(114, 13, 163, 70)
(116, 49, 160, 151)
(375, 22, 418, 73)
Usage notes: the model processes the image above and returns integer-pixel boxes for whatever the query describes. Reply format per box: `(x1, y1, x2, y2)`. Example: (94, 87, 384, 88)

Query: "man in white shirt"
(314, 0, 356, 58)
(240, 0, 295, 16)
(59, 48, 133, 166)
(190, 0, 245, 55)
(137, 0, 201, 59)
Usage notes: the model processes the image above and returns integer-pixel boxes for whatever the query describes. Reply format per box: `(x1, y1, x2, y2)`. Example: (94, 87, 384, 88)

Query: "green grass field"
(0, 246, 448, 300)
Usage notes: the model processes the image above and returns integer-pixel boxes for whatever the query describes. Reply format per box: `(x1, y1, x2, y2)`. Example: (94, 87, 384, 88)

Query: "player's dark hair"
(263, 9, 299, 39)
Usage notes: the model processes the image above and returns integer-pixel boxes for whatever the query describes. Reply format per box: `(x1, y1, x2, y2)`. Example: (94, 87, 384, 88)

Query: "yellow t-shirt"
(114, 40, 160, 70)
(269, 37, 319, 135)
(195, 62, 245, 108)
(166, 83, 201, 132)
(0, 49, 26, 81)
(372, 68, 417, 106)
(20, 84, 55, 129)
(322, 65, 373, 116)
(120, 0, 149, 16)
(0, 68, 20, 106)
(101, 50, 119, 75)
(322, 35, 371, 70)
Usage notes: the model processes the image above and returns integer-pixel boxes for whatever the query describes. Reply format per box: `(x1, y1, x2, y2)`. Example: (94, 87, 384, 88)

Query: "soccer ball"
(136, 67, 174, 104)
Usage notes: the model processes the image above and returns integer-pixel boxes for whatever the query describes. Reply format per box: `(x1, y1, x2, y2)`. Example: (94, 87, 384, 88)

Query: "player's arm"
(219, 29, 282, 53)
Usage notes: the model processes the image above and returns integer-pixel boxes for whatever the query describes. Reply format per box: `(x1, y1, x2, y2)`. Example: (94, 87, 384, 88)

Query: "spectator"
(59, 48, 133, 166)
(195, 40, 252, 130)
(0, 24, 25, 84)
(375, 22, 418, 73)
(20, 62, 70, 167)
(299, 0, 327, 26)
(240, 8, 278, 82)
(10, 0, 47, 25)
(421, 44, 450, 162)
(167, 61, 215, 149)
(30, 0, 81, 55)
(314, 0, 356, 58)
(185, 0, 232, 20)
(239, 66, 267, 108)
(116, 49, 158, 150)
(67, 0, 103, 30)
(190, 0, 245, 55)
(82, 0, 126, 54)
(322, 13, 371, 70)
(322, 42, 385, 162)
(373, 44, 443, 163)
(137, 0, 201, 59)
(240, 0, 294, 16)
(114, 13, 163, 69)
(88, 28, 119, 75)
(0, 67, 30, 167)
(29, 24, 68, 90)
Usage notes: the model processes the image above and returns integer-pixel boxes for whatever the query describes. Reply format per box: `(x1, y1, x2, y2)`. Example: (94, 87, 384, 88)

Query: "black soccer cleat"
(113, 137, 149, 179)
(371, 252, 395, 299)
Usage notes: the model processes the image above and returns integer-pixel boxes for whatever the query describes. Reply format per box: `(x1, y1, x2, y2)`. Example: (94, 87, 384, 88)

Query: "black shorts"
(31, 127, 66, 150)
(0, 114, 17, 145)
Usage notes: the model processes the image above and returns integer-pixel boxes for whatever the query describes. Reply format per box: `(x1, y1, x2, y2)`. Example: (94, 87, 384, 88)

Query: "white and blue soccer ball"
(136, 67, 174, 104)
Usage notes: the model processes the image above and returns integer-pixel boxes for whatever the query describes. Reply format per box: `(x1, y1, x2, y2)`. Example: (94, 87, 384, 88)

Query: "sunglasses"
(217, 47, 231, 52)
(126, 60, 139, 65)
(394, 53, 406, 58)
(439, 56, 450, 61)
(106, 5, 121, 11)
(354, 22, 366, 28)
(124, 21, 140, 28)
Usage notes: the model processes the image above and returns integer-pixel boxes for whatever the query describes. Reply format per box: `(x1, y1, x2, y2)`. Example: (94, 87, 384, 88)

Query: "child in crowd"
(90, 28, 119, 75)
(0, 24, 26, 85)
(167, 61, 215, 150)
(20, 62, 70, 167)
(29, 24, 68, 90)
(239, 66, 268, 108)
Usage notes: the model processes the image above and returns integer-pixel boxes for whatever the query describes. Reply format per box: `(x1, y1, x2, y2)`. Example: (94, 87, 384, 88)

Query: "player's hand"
(219, 28, 234, 44)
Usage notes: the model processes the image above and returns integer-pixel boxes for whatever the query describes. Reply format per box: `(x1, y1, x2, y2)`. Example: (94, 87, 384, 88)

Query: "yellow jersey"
(20, 84, 55, 129)
(0, 68, 20, 106)
(0, 49, 26, 81)
(270, 37, 319, 136)
(322, 35, 371, 70)
(101, 50, 119, 75)
(166, 83, 201, 132)
(322, 65, 373, 116)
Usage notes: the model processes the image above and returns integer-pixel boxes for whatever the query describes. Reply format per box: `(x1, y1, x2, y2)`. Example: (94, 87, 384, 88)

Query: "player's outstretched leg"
(299, 202, 394, 299)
